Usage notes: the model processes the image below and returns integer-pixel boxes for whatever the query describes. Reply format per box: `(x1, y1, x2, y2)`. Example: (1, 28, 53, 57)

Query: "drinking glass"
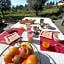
(40, 19, 44, 25)
(28, 33, 33, 43)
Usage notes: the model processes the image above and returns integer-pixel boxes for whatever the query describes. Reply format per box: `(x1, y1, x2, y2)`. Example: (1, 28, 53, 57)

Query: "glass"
(26, 23, 31, 26)
(28, 33, 33, 43)
(40, 19, 44, 25)
(42, 41, 50, 48)
(27, 26, 31, 30)
(27, 29, 32, 33)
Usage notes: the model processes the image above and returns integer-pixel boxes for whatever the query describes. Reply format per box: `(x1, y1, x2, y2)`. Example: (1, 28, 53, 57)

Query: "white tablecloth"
(0, 17, 64, 64)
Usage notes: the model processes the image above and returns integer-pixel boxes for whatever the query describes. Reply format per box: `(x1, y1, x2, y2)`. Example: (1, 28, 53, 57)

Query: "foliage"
(11, 6, 16, 11)
(58, 5, 64, 14)
(0, 3, 64, 21)
(41, 8, 59, 17)
(0, 0, 11, 18)
(16, 5, 24, 11)
(11, 5, 24, 12)
(27, 0, 47, 15)
(58, 12, 64, 18)
(50, 15, 58, 20)
(43, 8, 59, 14)
(0, 0, 11, 10)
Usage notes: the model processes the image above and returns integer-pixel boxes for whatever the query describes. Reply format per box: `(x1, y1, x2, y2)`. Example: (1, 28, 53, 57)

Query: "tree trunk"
(36, 10, 38, 16)
(1, 9, 4, 18)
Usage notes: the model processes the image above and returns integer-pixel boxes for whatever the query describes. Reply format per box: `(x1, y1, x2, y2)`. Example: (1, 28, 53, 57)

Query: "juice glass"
(27, 29, 32, 33)
(28, 33, 33, 43)
(27, 26, 31, 30)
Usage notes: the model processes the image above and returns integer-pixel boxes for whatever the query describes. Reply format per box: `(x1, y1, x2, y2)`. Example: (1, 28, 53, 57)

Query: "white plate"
(0, 43, 56, 64)
(0, 43, 40, 64)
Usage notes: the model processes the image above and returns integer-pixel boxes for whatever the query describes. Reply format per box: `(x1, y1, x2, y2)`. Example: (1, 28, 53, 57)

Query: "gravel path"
(54, 19, 64, 34)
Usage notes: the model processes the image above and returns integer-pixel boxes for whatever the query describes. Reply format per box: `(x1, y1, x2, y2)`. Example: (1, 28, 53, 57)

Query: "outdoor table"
(0, 17, 64, 64)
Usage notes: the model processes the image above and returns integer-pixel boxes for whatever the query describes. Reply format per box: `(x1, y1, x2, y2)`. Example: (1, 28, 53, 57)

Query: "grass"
(0, 7, 62, 23)
(3, 11, 36, 16)
(42, 8, 59, 14)
(0, 8, 59, 17)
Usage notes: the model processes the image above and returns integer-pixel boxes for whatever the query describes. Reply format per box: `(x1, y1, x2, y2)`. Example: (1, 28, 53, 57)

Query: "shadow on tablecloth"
(35, 52, 56, 64)
(33, 39, 40, 45)
(35, 52, 50, 64)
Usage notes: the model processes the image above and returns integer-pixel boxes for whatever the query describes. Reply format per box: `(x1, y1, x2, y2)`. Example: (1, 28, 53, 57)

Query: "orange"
(4, 53, 12, 63)
(9, 47, 19, 56)
(20, 27, 24, 30)
(22, 60, 26, 64)
(26, 54, 40, 64)
(42, 41, 50, 48)
(8, 62, 16, 64)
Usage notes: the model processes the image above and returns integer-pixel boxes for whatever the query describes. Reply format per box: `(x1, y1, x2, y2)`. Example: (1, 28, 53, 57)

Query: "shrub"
(58, 13, 64, 18)
(50, 16, 58, 20)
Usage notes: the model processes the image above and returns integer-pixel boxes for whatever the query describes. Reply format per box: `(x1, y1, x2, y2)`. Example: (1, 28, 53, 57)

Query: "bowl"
(53, 33, 64, 42)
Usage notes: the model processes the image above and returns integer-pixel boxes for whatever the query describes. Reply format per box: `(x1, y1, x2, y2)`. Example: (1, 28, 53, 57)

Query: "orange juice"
(28, 33, 33, 43)
(42, 41, 50, 48)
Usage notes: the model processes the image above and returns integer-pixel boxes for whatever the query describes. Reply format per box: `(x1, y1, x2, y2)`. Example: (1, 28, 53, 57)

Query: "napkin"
(0, 28, 24, 45)
(40, 31, 53, 39)
(4, 32, 20, 44)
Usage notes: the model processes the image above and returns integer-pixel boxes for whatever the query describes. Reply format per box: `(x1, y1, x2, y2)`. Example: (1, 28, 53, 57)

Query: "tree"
(0, 0, 11, 18)
(27, 0, 47, 15)
(23, 4, 28, 11)
(50, 1, 53, 5)
(11, 5, 16, 11)
(15, 5, 23, 11)
(19, 5, 23, 10)
(52, 1, 54, 5)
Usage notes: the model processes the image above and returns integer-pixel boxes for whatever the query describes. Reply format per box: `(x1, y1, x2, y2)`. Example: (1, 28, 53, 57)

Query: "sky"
(47, 0, 60, 3)
(11, 0, 27, 6)
(11, 0, 60, 6)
